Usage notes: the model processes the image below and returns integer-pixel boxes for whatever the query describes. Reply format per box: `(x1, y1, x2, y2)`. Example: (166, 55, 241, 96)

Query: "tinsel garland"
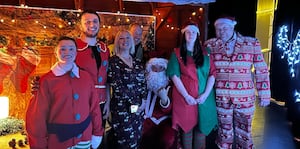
(0, 117, 24, 136)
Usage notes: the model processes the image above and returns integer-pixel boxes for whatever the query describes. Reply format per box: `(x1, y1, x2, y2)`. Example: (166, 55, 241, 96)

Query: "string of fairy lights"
(154, 7, 203, 31)
(0, 5, 155, 47)
(276, 25, 300, 103)
(276, 25, 300, 78)
(294, 91, 300, 102)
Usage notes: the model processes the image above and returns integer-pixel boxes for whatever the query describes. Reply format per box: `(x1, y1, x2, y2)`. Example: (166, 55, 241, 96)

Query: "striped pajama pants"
(68, 141, 91, 149)
(216, 101, 255, 149)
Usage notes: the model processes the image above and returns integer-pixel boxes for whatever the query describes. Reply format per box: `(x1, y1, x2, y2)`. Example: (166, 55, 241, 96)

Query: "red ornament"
(167, 17, 173, 23)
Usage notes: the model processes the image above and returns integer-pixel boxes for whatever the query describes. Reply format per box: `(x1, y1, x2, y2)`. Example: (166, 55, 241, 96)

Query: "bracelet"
(160, 98, 170, 108)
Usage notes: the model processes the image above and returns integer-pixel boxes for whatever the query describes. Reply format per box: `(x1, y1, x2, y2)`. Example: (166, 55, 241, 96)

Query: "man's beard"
(146, 71, 169, 93)
(84, 30, 98, 38)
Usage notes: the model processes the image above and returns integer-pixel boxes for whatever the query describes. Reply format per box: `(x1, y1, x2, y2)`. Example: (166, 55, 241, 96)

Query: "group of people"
(25, 9, 271, 149)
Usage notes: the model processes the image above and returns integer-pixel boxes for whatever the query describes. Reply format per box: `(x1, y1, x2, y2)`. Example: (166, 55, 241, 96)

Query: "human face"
(56, 40, 77, 64)
(118, 32, 132, 51)
(80, 13, 100, 38)
(151, 64, 165, 72)
(146, 64, 168, 92)
(184, 29, 198, 44)
(215, 23, 234, 42)
(130, 26, 142, 45)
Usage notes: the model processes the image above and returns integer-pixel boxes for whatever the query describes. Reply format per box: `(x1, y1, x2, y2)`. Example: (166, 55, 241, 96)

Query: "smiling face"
(80, 13, 100, 38)
(55, 39, 77, 64)
(113, 30, 135, 55)
(215, 23, 235, 42)
(119, 31, 132, 50)
(130, 25, 143, 45)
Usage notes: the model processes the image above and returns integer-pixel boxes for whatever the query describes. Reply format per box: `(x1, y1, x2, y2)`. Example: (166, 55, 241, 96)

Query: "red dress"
(167, 48, 216, 133)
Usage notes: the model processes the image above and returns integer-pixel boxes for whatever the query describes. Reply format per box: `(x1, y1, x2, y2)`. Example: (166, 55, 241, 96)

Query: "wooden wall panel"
(0, 0, 19, 6)
(84, 0, 119, 12)
(25, 0, 75, 9)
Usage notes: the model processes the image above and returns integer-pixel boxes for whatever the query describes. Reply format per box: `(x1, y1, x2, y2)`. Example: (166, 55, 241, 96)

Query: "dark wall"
(271, 0, 300, 104)
(271, 0, 300, 137)
(207, 0, 257, 39)
(155, 5, 207, 59)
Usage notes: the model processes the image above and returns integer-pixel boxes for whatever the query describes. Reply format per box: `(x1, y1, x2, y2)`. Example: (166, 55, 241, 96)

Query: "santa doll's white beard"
(146, 71, 169, 93)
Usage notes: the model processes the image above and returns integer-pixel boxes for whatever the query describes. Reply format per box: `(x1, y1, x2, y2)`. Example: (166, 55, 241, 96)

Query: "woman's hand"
(184, 94, 197, 105)
(196, 93, 208, 104)
(136, 100, 146, 115)
(102, 102, 110, 120)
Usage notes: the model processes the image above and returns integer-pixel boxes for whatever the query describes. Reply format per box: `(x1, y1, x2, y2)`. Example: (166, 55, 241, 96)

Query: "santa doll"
(140, 58, 177, 149)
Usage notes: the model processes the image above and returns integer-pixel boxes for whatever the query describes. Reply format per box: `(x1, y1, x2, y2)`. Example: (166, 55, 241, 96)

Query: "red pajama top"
(75, 39, 110, 103)
(204, 33, 271, 104)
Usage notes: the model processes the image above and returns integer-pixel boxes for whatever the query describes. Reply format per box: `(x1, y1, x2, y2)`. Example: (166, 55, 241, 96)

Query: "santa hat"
(146, 58, 168, 73)
(180, 20, 200, 35)
(214, 16, 237, 27)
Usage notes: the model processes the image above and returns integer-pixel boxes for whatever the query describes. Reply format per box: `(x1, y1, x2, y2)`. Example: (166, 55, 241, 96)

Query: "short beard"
(146, 71, 169, 93)
(84, 31, 98, 38)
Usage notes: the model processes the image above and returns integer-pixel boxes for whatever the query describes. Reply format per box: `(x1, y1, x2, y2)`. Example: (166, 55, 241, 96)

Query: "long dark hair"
(180, 21, 204, 67)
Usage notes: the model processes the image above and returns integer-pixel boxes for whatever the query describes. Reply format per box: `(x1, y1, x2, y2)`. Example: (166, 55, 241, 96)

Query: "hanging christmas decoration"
(55, 11, 79, 27)
(143, 22, 155, 51)
(276, 25, 300, 77)
(294, 90, 300, 103)
(10, 48, 40, 93)
(0, 35, 7, 46)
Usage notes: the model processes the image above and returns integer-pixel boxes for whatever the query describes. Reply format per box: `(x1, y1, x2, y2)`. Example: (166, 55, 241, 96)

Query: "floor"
(207, 99, 300, 149)
(0, 99, 299, 149)
(252, 99, 299, 149)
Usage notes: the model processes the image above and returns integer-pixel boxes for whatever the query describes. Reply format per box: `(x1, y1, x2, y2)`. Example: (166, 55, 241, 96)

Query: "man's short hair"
(79, 9, 101, 23)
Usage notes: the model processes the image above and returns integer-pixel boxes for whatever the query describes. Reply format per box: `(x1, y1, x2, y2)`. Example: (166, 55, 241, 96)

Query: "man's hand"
(102, 102, 110, 120)
(259, 99, 270, 107)
(91, 135, 102, 149)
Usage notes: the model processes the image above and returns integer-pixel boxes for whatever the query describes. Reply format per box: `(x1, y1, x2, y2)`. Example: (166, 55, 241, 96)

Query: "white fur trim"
(51, 62, 80, 78)
(214, 18, 237, 27)
(146, 58, 168, 73)
(181, 25, 200, 34)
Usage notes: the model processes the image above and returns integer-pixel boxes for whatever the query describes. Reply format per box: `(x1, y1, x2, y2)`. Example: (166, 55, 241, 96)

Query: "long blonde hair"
(113, 30, 135, 56)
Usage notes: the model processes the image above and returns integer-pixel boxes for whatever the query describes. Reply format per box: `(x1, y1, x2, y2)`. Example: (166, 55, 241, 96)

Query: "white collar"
(51, 62, 80, 78)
